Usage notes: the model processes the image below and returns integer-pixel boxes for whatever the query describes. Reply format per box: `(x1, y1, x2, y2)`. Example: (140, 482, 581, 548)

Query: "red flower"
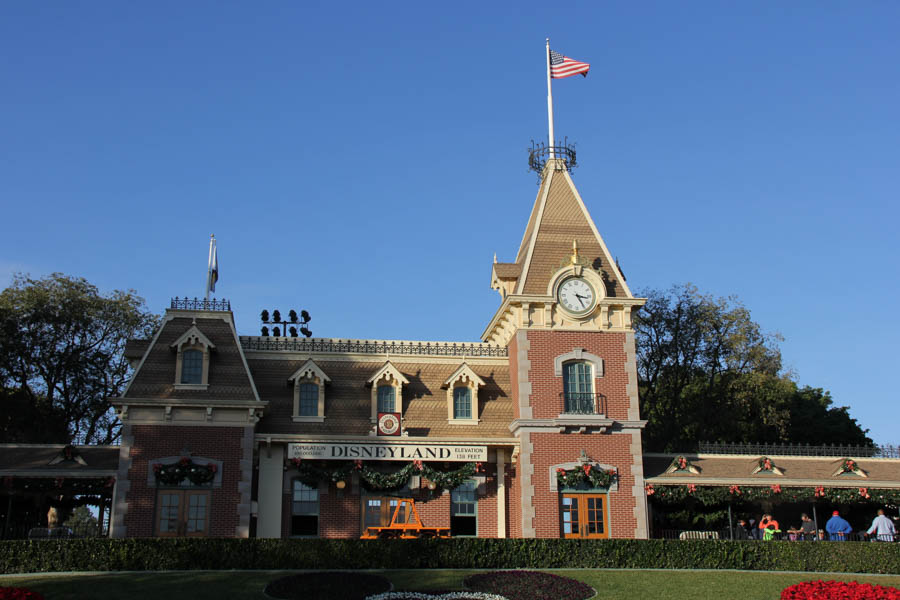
(0, 587, 46, 600)
(781, 579, 900, 599)
(763, 458, 772, 470)
(677, 457, 687, 470)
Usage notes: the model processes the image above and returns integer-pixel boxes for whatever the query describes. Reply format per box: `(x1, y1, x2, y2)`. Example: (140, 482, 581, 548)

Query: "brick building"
(106, 154, 650, 540)
(97, 154, 900, 541)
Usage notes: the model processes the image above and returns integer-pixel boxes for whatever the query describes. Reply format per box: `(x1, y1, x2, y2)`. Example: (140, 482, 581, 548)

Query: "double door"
(561, 493, 608, 539)
(157, 490, 209, 537)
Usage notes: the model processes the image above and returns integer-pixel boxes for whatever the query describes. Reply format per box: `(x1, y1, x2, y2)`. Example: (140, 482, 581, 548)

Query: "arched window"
(563, 361, 593, 414)
(377, 385, 395, 413)
(181, 349, 203, 384)
(291, 480, 319, 537)
(453, 387, 472, 419)
(298, 383, 318, 417)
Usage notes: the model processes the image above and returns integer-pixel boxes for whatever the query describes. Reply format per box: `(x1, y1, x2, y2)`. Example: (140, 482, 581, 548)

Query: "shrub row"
(1, 538, 899, 575)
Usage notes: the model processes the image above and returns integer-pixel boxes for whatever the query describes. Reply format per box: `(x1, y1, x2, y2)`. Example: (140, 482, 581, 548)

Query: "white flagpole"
(205, 234, 214, 301)
(546, 38, 555, 159)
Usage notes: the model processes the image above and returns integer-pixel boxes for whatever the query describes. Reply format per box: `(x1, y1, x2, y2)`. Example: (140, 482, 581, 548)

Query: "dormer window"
(181, 350, 203, 384)
(298, 382, 319, 417)
(367, 362, 409, 423)
(443, 363, 485, 425)
(453, 386, 472, 419)
(171, 324, 216, 390)
(377, 385, 396, 413)
(288, 360, 331, 423)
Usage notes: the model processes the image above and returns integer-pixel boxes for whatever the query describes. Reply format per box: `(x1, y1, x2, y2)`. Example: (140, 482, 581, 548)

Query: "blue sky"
(1, 2, 897, 443)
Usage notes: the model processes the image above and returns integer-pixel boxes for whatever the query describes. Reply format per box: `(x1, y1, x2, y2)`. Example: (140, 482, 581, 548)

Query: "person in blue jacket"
(825, 510, 853, 541)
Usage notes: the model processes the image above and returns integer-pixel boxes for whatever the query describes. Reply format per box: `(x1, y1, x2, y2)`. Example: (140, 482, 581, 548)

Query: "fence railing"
(697, 442, 899, 459)
(240, 337, 508, 358)
(170, 297, 231, 311)
(651, 529, 899, 542)
(560, 392, 606, 416)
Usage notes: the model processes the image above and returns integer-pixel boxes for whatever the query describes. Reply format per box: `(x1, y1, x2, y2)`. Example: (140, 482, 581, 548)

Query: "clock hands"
(574, 293, 588, 308)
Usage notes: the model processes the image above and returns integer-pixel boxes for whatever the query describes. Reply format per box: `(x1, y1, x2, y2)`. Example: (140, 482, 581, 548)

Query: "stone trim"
(110, 426, 134, 538)
(624, 332, 641, 421)
(553, 348, 604, 378)
(518, 430, 536, 538)
(444, 363, 484, 423)
(368, 361, 408, 423)
(236, 426, 254, 537)
(515, 330, 533, 420)
(629, 429, 649, 539)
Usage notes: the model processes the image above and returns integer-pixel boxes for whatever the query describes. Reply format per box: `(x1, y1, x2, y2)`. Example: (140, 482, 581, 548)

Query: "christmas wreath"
(556, 464, 617, 489)
(153, 457, 217, 486)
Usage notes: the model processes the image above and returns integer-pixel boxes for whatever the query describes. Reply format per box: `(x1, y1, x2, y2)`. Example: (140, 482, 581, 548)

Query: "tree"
(634, 284, 871, 451)
(0, 273, 159, 444)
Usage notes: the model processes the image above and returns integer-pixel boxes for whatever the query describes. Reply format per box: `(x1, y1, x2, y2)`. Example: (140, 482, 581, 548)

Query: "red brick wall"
(525, 330, 629, 421)
(508, 334, 521, 420)
(529, 432, 637, 538)
(521, 329, 640, 539)
(124, 425, 244, 537)
(507, 465, 521, 538)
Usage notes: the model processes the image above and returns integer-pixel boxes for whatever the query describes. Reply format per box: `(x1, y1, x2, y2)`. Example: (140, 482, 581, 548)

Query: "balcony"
(561, 392, 606, 416)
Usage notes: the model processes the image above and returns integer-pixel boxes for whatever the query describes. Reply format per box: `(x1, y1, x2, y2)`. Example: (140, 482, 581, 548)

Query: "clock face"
(558, 277, 595, 314)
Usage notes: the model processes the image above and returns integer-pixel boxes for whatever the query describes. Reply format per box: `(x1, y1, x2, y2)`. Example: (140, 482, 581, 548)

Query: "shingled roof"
(124, 315, 258, 402)
(252, 358, 512, 438)
(513, 166, 630, 298)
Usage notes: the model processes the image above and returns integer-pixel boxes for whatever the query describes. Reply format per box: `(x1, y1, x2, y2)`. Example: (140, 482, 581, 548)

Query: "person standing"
(866, 509, 897, 542)
(826, 510, 853, 541)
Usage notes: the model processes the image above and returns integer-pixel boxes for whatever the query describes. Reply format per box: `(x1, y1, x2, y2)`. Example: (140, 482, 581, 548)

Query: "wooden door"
(157, 490, 209, 537)
(561, 493, 608, 539)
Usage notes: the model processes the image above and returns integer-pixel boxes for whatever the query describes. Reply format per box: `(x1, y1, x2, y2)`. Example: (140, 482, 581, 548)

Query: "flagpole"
(546, 38, 555, 159)
(205, 234, 214, 301)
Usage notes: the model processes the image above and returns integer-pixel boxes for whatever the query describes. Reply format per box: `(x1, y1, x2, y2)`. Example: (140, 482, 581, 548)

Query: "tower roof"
(508, 163, 632, 299)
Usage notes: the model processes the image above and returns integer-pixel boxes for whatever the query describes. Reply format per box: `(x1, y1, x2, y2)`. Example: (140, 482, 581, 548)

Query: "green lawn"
(2, 569, 900, 600)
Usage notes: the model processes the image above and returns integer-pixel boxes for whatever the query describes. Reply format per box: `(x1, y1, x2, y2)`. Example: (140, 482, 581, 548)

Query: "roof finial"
(571, 239, 579, 264)
(493, 252, 498, 264)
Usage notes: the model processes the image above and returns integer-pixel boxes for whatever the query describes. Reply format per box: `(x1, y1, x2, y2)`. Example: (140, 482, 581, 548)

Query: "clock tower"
(485, 151, 649, 539)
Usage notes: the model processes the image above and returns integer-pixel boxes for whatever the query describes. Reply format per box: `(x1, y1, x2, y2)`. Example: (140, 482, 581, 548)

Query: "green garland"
(153, 458, 217, 486)
(289, 458, 479, 492)
(646, 483, 899, 506)
(556, 464, 617, 489)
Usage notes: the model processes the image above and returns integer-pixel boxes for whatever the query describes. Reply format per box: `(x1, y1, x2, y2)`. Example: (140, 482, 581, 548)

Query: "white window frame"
(443, 363, 485, 425)
(288, 360, 330, 423)
(170, 325, 216, 390)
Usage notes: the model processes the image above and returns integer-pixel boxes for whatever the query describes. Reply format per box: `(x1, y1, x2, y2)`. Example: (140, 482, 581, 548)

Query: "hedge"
(1, 538, 899, 575)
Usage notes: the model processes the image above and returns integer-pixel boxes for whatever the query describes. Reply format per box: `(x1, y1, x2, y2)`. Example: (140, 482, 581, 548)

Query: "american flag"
(550, 49, 590, 79)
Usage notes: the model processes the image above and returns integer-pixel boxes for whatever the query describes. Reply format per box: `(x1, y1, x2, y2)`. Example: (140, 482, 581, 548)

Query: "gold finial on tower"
(571, 239, 579, 264)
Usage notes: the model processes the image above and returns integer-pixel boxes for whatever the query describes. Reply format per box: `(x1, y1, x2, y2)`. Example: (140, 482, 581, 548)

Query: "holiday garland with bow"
(288, 458, 482, 492)
(644, 483, 897, 506)
(153, 457, 218, 486)
(556, 464, 617, 489)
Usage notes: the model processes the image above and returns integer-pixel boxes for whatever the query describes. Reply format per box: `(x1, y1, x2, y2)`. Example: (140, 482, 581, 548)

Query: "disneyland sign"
(287, 442, 487, 462)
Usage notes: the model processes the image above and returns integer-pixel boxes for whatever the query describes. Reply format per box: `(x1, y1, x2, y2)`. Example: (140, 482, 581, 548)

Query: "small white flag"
(208, 243, 218, 293)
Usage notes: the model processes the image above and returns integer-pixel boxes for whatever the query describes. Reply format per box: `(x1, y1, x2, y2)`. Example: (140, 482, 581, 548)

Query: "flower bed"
(781, 580, 900, 599)
(265, 572, 391, 600)
(0, 588, 44, 600)
(366, 593, 507, 600)
(464, 571, 594, 600)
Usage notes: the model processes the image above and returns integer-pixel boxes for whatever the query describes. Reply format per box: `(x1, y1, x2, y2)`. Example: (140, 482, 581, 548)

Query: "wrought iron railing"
(528, 138, 577, 175)
(170, 297, 231, 311)
(240, 337, 508, 358)
(697, 442, 898, 459)
(560, 392, 606, 415)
